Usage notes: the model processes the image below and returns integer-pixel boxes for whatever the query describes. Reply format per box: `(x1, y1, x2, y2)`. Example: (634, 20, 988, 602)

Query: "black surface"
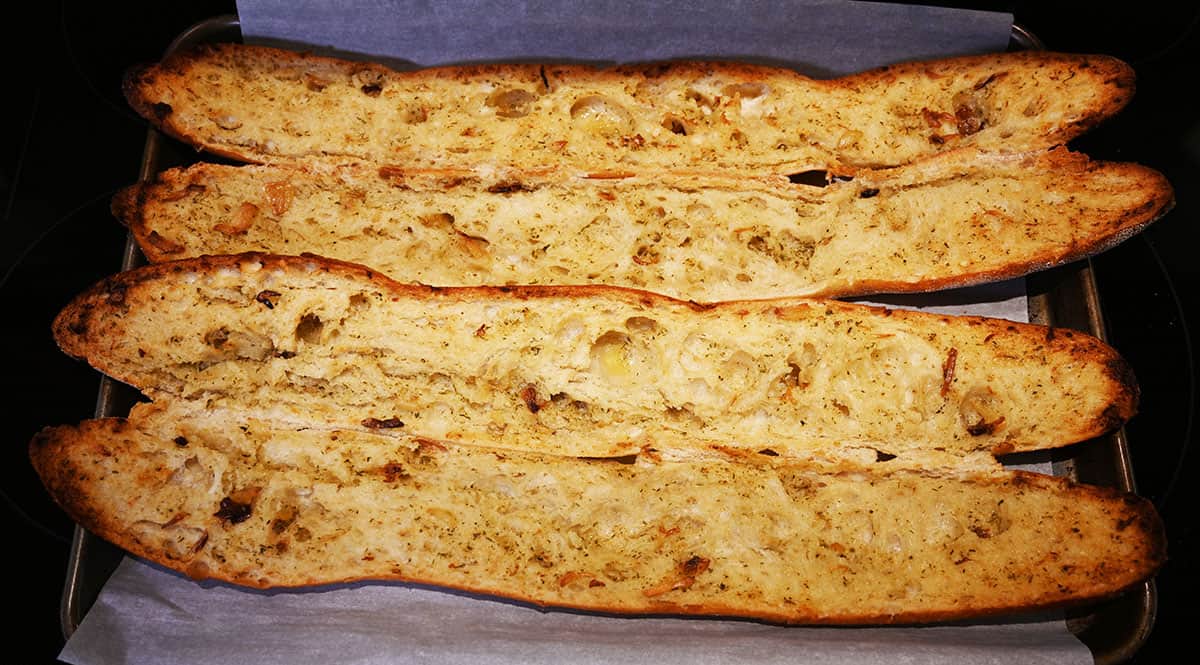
(3, 2, 1195, 663)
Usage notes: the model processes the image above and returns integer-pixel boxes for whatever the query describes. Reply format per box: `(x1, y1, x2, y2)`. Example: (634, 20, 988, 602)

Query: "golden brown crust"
(29, 411, 1166, 624)
(109, 184, 138, 229)
(54, 253, 1137, 462)
(114, 147, 1173, 301)
(122, 43, 1139, 175)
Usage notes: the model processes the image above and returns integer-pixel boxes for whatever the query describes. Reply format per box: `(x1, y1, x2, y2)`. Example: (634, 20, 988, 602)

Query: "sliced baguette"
(113, 147, 1173, 301)
(29, 400, 1165, 623)
(53, 253, 1136, 463)
(123, 43, 1135, 175)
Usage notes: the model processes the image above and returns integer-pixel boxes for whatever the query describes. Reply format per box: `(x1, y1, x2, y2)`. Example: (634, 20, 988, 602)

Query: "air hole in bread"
(487, 88, 537, 118)
(745, 229, 816, 270)
(211, 204, 256, 238)
(487, 181, 533, 194)
(348, 292, 371, 312)
(722, 82, 769, 99)
(960, 386, 1006, 436)
(778, 471, 826, 503)
(349, 68, 386, 97)
(569, 95, 633, 137)
(1022, 96, 1048, 117)
(213, 113, 243, 130)
(770, 360, 805, 399)
(296, 313, 324, 344)
(664, 404, 704, 427)
(215, 486, 261, 525)
(591, 331, 633, 380)
(151, 102, 172, 119)
(168, 456, 211, 488)
(583, 453, 638, 465)
(624, 316, 659, 333)
(662, 115, 688, 135)
(520, 384, 543, 413)
(787, 170, 854, 187)
(203, 327, 275, 361)
(684, 88, 715, 109)
(304, 74, 332, 92)
(418, 212, 455, 230)
(400, 105, 428, 124)
(131, 520, 208, 560)
(145, 230, 185, 254)
(362, 417, 405, 429)
(787, 170, 831, 187)
(633, 244, 660, 265)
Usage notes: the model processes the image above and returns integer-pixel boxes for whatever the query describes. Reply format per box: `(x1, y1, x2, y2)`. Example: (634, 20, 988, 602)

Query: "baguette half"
(53, 253, 1136, 464)
(29, 401, 1165, 623)
(123, 43, 1135, 175)
(113, 147, 1173, 301)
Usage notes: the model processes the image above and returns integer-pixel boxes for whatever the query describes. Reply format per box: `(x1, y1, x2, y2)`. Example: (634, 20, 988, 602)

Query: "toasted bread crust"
(29, 407, 1166, 624)
(31, 44, 1165, 626)
(53, 253, 1137, 463)
(123, 43, 1136, 175)
(114, 147, 1173, 301)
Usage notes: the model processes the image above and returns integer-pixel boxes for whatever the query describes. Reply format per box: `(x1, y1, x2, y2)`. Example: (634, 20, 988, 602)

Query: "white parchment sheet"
(60, 2, 1094, 663)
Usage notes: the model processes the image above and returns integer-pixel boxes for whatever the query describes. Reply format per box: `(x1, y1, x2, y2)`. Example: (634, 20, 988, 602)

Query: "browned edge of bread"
(28, 415, 1167, 625)
(109, 147, 1175, 302)
(50, 252, 1141, 454)
(121, 43, 1137, 170)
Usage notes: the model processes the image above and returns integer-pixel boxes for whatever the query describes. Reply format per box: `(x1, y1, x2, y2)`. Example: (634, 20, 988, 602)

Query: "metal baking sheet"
(58, 14, 1156, 664)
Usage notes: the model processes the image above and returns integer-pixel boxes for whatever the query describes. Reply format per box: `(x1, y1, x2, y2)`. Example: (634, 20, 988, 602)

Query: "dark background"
(3, 1, 1195, 662)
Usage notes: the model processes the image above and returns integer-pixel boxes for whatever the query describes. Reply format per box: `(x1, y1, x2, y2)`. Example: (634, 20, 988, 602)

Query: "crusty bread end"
(30, 403, 1166, 624)
(122, 43, 1137, 175)
(53, 253, 1138, 463)
(114, 147, 1173, 301)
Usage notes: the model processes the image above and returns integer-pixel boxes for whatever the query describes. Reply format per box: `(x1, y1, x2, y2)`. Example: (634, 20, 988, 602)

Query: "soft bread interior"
(54, 254, 1136, 464)
(117, 148, 1173, 301)
(124, 45, 1135, 175)
(29, 401, 1165, 623)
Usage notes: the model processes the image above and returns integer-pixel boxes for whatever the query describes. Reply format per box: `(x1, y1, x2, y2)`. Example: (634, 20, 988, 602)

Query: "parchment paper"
(235, 0, 1014, 75)
(59, 2, 1093, 663)
(64, 556, 1086, 665)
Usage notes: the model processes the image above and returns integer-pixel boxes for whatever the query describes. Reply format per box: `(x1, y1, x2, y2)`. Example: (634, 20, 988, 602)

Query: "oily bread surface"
(123, 43, 1136, 175)
(113, 147, 1173, 301)
(53, 253, 1137, 464)
(29, 401, 1166, 624)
